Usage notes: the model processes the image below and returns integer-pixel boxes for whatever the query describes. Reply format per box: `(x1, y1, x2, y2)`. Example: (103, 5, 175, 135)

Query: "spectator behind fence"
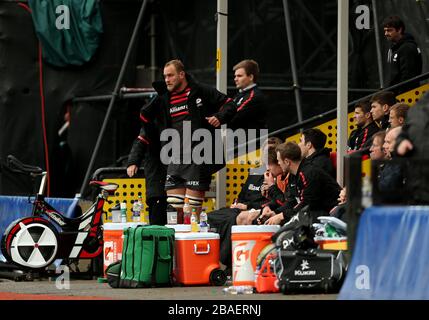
(229, 59, 267, 130)
(383, 16, 422, 91)
(396, 92, 429, 204)
(299, 128, 335, 178)
(370, 131, 387, 161)
(370, 91, 397, 130)
(348, 100, 380, 153)
(389, 103, 409, 128)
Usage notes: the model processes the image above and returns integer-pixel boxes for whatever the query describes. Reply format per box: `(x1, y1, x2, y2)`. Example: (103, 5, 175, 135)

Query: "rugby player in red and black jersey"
(348, 100, 380, 153)
(128, 59, 236, 220)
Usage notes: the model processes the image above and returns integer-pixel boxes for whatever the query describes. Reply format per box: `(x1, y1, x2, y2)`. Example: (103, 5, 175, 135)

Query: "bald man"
(377, 126, 405, 203)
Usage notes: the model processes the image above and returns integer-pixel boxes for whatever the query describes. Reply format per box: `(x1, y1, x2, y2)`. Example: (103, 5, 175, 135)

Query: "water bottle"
(325, 224, 339, 238)
(199, 210, 209, 232)
(167, 205, 177, 225)
(120, 202, 127, 223)
(111, 204, 121, 223)
(132, 200, 140, 223)
(361, 176, 373, 208)
(222, 285, 254, 295)
(191, 208, 199, 232)
(183, 198, 191, 225)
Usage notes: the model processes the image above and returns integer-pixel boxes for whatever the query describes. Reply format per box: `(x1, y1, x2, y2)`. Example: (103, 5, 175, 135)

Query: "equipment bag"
(106, 260, 122, 288)
(276, 248, 346, 294)
(120, 225, 175, 288)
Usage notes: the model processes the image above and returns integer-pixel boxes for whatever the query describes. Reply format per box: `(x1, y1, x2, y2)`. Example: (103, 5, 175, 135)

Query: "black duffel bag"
(276, 248, 346, 294)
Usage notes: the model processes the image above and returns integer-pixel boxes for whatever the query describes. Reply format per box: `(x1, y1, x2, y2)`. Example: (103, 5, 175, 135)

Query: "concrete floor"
(0, 279, 338, 300)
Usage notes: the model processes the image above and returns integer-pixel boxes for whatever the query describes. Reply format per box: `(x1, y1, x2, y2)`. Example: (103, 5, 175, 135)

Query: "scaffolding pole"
(337, 0, 349, 186)
(282, 0, 304, 124)
(215, 0, 228, 209)
(372, 0, 385, 88)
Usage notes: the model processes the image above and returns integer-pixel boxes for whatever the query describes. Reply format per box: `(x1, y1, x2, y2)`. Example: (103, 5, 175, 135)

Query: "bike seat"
(7, 155, 43, 174)
(89, 181, 119, 193)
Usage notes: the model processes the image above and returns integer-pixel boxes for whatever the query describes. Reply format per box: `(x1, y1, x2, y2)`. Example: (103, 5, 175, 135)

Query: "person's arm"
(229, 89, 265, 127)
(395, 120, 412, 156)
(201, 84, 237, 125)
(398, 43, 422, 83)
(293, 171, 321, 213)
(126, 127, 149, 177)
(139, 96, 161, 126)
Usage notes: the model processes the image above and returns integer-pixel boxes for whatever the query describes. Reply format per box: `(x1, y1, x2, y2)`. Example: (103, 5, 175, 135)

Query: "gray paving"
(0, 279, 337, 300)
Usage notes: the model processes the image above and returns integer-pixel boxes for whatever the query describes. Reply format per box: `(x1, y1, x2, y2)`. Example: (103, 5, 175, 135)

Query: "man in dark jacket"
(376, 126, 406, 204)
(261, 142, 341, 225)
(370, 91, 397, 130)
(383, 16, 422, 91)
(299, 128, 335, 177)
(139, 59, 236, 216)
(229, 59, 266, 131)
(349, 100, 380, 152)
(126, 100, 168, 225)
(396, 91, 429, 204)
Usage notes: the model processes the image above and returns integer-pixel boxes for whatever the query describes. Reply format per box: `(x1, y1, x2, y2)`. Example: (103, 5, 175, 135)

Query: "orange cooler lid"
(174, 232, 220, 240)
(231, 225, 280, 234)
(165, 224, 192, 233)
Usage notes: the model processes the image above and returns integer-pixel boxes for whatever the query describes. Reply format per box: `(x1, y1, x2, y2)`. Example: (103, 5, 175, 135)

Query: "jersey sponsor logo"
(170, 105, 188, 114)
(186, 180, 200, 186)
(196, 98, 203, 107)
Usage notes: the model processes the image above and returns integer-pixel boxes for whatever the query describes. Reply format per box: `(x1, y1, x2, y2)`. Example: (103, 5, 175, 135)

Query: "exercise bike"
(1, 155, 118, 271)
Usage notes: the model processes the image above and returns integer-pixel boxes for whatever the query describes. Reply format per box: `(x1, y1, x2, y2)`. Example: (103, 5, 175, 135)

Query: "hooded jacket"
(305, 147, 335, 178)
(126, 99, 167, 199)
(275, 159, 341, 223)
(348, 121, 380, 153)
(387, 33, 422, 87)
(137, 74, 237, 175)
(229, 85, 267, 130)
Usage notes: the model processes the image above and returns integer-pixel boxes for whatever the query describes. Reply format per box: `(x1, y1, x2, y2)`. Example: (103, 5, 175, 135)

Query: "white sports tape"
(186, 195, 204, 207)
(167, 195, 185, 208)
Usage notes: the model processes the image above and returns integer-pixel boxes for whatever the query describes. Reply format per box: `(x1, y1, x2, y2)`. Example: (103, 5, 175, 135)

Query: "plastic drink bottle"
(183, 198, 191, 224)
(191, 208, 199, 232)
(199, 210, 209, 232)
(132, 198, 141, 222)
(120, 202, 127, 223)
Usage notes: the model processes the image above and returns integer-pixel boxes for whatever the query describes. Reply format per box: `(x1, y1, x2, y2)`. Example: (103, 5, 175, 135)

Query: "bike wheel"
(1, 217, 59, 269)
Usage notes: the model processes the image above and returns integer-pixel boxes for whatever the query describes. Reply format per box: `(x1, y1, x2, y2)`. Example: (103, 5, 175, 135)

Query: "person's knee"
(236, 211, 247, 225)
(166, 193, 185, 209)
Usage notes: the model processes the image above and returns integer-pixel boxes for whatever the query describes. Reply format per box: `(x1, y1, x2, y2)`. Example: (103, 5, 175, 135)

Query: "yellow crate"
(102, 178, 147, 222)
(102, 177, 218, 221)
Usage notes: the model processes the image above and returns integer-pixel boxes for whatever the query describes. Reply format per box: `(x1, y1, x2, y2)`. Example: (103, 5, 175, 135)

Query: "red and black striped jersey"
(169, 87, 191, 126)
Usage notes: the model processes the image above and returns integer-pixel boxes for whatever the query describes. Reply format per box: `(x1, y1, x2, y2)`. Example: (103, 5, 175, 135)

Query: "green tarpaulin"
(28, 0, 103, 67)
